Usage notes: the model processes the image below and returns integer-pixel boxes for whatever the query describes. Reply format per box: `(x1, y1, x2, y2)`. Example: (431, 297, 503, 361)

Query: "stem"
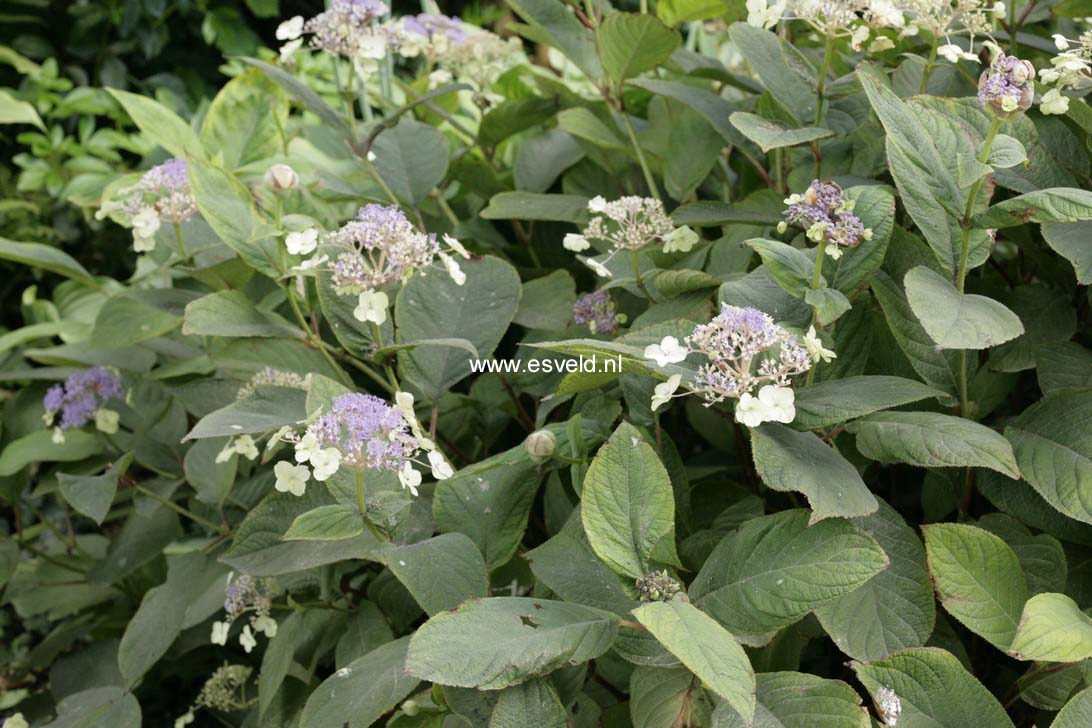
(814, 35, 835, 129)
(333, 60, 358, 141)
(173, 223, 188, 260)
(631, 249, 656, 302)
(370, 321, 400, 391)
(132, 483, 227, 534)
(365, 157, 402, 207)
(619, 110, 661, 202)
(434, 191, 459, 227)
(284, 283, 354, 389)
(920, 38, 939, 94)
(805, 238, 828, 386)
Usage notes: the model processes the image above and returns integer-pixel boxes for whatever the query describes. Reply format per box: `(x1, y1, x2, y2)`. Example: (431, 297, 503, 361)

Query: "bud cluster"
(977, 54, 1036, 118)
(780, 180, 872, 259)
(635, 570, 683, 602)
(573, 290, 623, 336)
(43, 367, 125, 443)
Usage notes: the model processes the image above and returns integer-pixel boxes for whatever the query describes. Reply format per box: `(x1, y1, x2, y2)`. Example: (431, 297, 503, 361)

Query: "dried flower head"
(978, 54, 1035, 117)
(781, 180, 871, 259)
(573, 290, 622, 335)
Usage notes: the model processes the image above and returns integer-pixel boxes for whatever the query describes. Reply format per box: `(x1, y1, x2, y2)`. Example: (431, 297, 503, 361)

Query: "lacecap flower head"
(43, 367, 125, 442)
(780, 180, 871, 259)
(566, 196, 697, 278)
(103, 157, 198, 252)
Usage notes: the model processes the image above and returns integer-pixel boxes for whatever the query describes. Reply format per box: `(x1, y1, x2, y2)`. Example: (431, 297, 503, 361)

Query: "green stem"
(132, 483, 227, 534)
(284, 282, 354, 389)
(365, 157, 402, 207)
(370, 321, 400, 391)
(173, 223, 188, 260)
(814, 35, 835, 127)
(631, 249, 656, 302)
(805, 238, 828, 386)
(333, 60, 358, 141)
(435, 191, 459, 227)
(619, 109, 661, 202)
(355, 467, 387, 541)
(920, 38, 939, 94)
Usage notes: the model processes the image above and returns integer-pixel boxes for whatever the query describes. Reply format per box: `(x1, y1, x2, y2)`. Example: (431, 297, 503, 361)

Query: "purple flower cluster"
(978, 54, 1035, 117)
(782, 180, 869, 252)
(686, 305, 810, 404)
(305, 393, 417, 471)
(326, 204, 439, 294)
(304, 0, 388, 57)
(43, 367, 124, 430)
(404, 14, 467, 45)
(573, 290, 621, 335)
(132, 157, 198, 224)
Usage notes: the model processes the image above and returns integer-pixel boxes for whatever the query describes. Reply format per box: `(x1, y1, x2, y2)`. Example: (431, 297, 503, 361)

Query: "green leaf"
(260, 609, 348, 716)
(633, 600, 756, 720)
(1041, 221, 1092, 284)
(183, 290, 301, 339)
(58, 454, 134, 526)
(184, 386, 307, 440)
(507, 0, 602, 80)
(0, 429, 103, 477)
(188, 157, 281, 277)
(1055, 686, 1092, 728)
(384, 533, 489, 615)
(972, 187, 1092, 228)
(1005, 390, 1092, 525)
(805, 287, 851, 326)
(1010, 592, 1092, 662)
(299, 637, 419, 728)
(480, 97, 561, 147)
(923, 523, 1027, 651)
(107, 88, 204, 159)
(480, 192, 590, 223)
(792, 376, 947, 430)
(830, 186, 896, 298)
(0, 88, 44, 129)
(199, 70, 287, 169)
(284, 505, 364, 541)
(904, 266, 1024, 350)
(91, 290, 190, 347)
(848, 412, 1020, 478)
(746, 238, 815, 298)
(630, 666, 713, 728)
(657, 0, 732, 26)
(814, 499, 935, 662)
(630, 79, 743, 146)
(691, 510, 888, 638)
(728, 23, 816, 123)
(404, 597, 620, 689)
(514, 270, 577, 330)
(858, 66, 962, 273)
(489, 679, 568, 728)
(852, 648, 1014, 728)
(985, 134, 1028, 168)
(871, 270, 957, 392)
(238, 57, 349, 134)
(582, 422, 680, 579)
(597, 13, 680, 82)
(0, 237, 98, 288)
(396, 256, 521, 401)
(711, 671, 870, 727)
(45, 687, 142, 728)
(372, 118, 450, 205)
(729, 112, 833, 153)
(751, 423, 878, 523)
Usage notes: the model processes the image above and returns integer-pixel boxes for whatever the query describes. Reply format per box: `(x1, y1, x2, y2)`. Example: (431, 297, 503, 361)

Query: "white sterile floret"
(286, 228, 318, 255)
(938, 44, 977, 63)
(804, 326, 837, 363)
(94, 408, 119, 434)
(210, 620, 230, 645)
(1053, 34, 1070, 50)
(428, 449, 454, 479)
(1040, 87, 1070, 115)
(588, 195, 608, 213)
(759, 384, 796, 423)
(274, 461, 310, 496)
(354, 290, 389, 325)
(663, 225, 699, 253)
(583, 257, 612, 278)
(563, 233, 591, 251)
(644, 336, 688, 367)
(253, 615, 278, 638)
(651, 374, 682, 412)
(746, 0, 784, 28)
(439, 252, 466, 285)
(735, 391, 769, 427)
(399, 462, 422, 496)
(442, 233, 470, 258)
(131, 207, 161, 251)
(294, 432, 320, 463)
(309, 448, 341, 481)
(239, 625, 257, 653)
(276, 15, 304, 40)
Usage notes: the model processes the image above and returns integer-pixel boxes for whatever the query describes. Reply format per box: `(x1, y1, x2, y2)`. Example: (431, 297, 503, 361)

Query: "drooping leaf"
(729, 112, 833, 153)
(792, 376, 946, 430)
(384, 533, 489, 615)
(904, 266, 1024, 350)
(299, 637, 419, 728)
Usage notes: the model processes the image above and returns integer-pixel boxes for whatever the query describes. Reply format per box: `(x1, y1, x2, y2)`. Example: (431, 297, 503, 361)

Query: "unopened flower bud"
(265, 163, 299, 191)
(635, 570, 683, 602)
(525, 430, 557, 463)
(402, 699, 419, 717)
(978, 55, 1036, 118)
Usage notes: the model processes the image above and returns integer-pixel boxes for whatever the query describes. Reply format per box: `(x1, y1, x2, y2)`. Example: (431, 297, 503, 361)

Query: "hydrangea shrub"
(2, 0, 1092, 726)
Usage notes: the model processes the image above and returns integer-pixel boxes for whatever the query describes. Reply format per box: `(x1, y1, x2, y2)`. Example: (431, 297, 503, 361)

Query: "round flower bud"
(402, 700, 419, 717)
(524, 429, 557, 463)
(265, 163, 299, 191)
(978, 55, 1036, 119)
(635, 570, 683, 602)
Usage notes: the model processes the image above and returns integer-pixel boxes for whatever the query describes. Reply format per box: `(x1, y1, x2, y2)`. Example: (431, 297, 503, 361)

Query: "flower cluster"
(573, 290, 623, 335)
(1039, 31, 1092, 115)
(236, 367, 310, 400)
(563, 196, 695, 278)
(396, 14, 468, 59)
(210, 574, 277, 654)
(427, 29, 524, 103)
(101, 157, 198, 252)
(635, 570, 683, 602)
(643, 306, 830, 427)
(977, 53, 1036, 118)
(780, 180, 871, 258)
(274, 392, 452, 497)
(292, 205, 469, 326)
(303, 0, 389, 58)
(904, 0, 998, 58)
(746, 0, 906, 50)
(175, 664, 255, 728)
(43, 367, 125, 443)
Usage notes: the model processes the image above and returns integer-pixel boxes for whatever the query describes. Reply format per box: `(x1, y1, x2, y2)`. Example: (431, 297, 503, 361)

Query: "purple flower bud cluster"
(782, 180, 869, 251)
(132, 158, 198, 224)
(978, 54, 1036, 118)
(404, 14, 467, 45)
(304, 0, 388, 57)
(43, 367, 124, 430)
(222, 574, 273, 620)
(325, 204, 440, 294)
(573, 290, 621, 335)
(305, 393, 418, 471)
(686, 305, 810, 405)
